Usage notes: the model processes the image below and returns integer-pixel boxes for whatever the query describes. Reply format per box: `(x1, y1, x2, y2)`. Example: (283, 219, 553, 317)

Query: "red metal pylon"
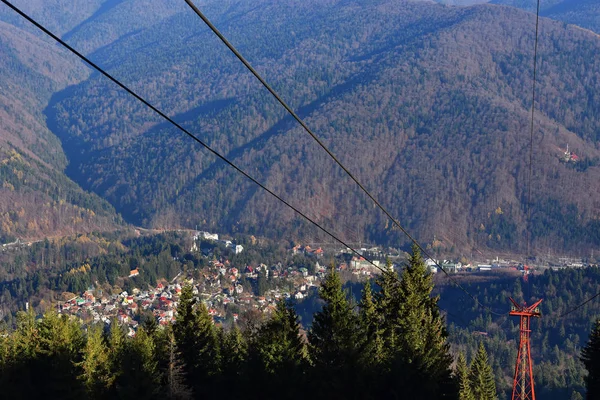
(509, 297, 542, 400)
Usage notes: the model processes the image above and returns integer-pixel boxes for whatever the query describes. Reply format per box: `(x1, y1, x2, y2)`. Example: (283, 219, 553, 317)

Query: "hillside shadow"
(62, 0, 127, 42)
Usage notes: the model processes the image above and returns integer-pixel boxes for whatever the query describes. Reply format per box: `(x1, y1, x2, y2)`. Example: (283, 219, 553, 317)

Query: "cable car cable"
(0, 0, 393, 278)
(183, 0, 504, 316)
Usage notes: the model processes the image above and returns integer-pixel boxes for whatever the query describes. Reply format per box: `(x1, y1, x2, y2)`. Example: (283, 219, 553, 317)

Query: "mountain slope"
(0, 19, 122, 241)
(44, 0, 600, 253)
(543, 0, 600, 34)
(491, 0, 600, 34)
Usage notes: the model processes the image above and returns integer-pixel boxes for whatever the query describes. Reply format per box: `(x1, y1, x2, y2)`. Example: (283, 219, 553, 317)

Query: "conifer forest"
(1, 0, 600, 398)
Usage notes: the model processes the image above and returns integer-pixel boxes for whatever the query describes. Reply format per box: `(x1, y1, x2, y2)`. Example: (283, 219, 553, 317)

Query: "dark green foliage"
(79, 324, 112, 399)
(469, 342, 497, 400)
(7, 244, 600, 399)
(220, 324, 248, 386)
(115, 328, 161, 399)
(441, 267, 600, 398)
(248, 300, 307, 400)
(173, 284, 220, 397)
(457, 353, 475, 400)
(375, 258, 402, 365)
(308, 268, 364, 398)
(582, 320, 600, 399)
(387, 247, 456, 399)
(0, 310, 85, 399)
(359, 280, 384, 369)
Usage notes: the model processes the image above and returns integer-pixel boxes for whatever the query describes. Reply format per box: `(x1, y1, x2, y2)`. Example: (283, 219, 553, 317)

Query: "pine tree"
(166, 330, 193, 400)
(375, 257, 401, 362)
(1, 309, 40, 399)
(309, 267, 364, 398)
(35, 311, 86, 399)
(249, 300, 306, 400)
(115, 327, 161, 399)
(582, 319, 600, 399)
(173, 284, 220, 397)
(456, 353, 475, 400)
(221, 324, 248, 379)
(359, 280, 384, 369)
(469, 342, 497, 400)
(79, 324, 112, 399)
(106, 320, 127, 397)
(384, 246, 456, 399)
(13, 309, 39, 361)
(0, 328, 10, 378)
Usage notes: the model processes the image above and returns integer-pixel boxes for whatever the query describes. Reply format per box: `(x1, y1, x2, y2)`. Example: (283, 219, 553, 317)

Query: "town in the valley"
(55, 230, 597, 336)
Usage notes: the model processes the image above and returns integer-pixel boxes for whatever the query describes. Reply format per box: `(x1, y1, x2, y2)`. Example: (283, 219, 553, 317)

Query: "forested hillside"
(1, 228, 599, 399)
(45, 0, 600, 254)
(0, 17, 122, 241)
(438, 267, 600, 399)
(492, 0, 600, 33)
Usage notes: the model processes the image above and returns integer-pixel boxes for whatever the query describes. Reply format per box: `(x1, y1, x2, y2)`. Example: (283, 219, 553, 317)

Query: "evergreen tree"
(456, 353, 475, 400)
(173, 284, 220, 397)
(571, 391, 584, 400)
(166, 330, 193, 400)
(106, 320, 127, 397)
(115, 327, 161, 399)
(469, 342, 496, 400)
(0, 310, 39, 399)
(309, 267, 364, 398)
(381, 246, 456, 399)
(359, 280, 384, 369)
(249, 300, 306, 400)
(582, 319, 600, 399)
(220, 324, 248, 382)
(79, 324, 112, 399)
(34, 311, 85, 399)
(398, 245, 456, 399)
(0, 328, 10, 379)
(375, 257, 401, 363)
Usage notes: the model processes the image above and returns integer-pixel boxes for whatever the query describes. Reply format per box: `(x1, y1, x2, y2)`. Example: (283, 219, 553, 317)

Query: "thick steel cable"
(184, 0, 504, 315)
(525, 0, 542, 302)
(0, 0, 392, 278)
(556, 291, 600, 319)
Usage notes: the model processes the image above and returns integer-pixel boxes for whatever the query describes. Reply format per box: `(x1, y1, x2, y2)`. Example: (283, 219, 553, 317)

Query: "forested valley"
(0, 230, 599, 398)
(2, 0, 598, 254)
(8, 246, 595, 400)
(1, 1, 600, 398)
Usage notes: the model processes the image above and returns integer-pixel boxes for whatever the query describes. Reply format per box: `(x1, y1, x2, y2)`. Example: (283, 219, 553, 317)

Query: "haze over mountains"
(1, 0, 599, 254)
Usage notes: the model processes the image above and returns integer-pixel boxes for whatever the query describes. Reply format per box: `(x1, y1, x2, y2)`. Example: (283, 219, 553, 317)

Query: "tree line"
(0, 246, 499, 400)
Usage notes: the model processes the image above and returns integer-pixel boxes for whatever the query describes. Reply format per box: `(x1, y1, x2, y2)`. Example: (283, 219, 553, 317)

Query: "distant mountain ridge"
(41, 0, 600, 254)
(490, 0, 600, 33)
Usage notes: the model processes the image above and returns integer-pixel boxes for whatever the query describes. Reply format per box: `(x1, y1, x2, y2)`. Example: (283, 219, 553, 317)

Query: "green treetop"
(173, 284, 221, 397)
(582, 319, 600, 399)
(79, 324, 112, 399)
(381, 246, 456, 399)
(456, 352, 475, 400)
(359, 280, 384, 369)
(309, 267, 364, 397)
(469, 342, 497, 400)
(249, 300, 306, 400)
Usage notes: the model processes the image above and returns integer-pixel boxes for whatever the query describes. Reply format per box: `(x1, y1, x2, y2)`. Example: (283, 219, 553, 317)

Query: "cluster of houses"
(58, 244, 373, 334)
(61, 232, 584, 335)
(58, 282, 182, 337)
